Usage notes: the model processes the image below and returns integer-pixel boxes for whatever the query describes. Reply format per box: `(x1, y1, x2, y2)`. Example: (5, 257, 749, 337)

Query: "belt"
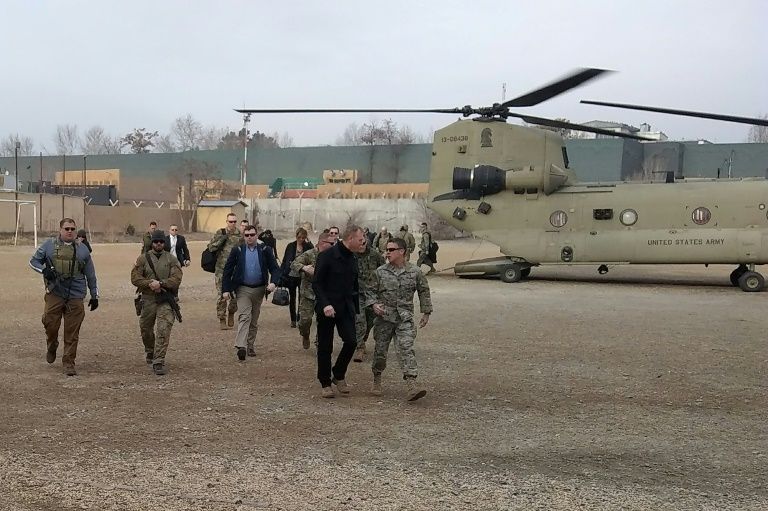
(241, 283, 265, 288)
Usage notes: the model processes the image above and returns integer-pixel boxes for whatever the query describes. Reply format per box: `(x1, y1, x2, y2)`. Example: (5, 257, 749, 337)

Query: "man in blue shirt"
(222, 224, 280, 361)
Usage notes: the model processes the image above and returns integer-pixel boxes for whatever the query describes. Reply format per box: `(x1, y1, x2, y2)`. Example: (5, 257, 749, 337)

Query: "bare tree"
(171, 114, 204, 151)
(121, 128, 159, 154)
(360, 121, 384, 145)
(171, 158, 230, 231)
(154, 133, 178, 153)
(54, 124, 81, 154)
(273, 131, 294, 148)
(102, 136, 123, 154)
(335, 120, 427, 146)
(1, 134, 35, 156)
(80, 126, 123, 154)
(200, 126, 227, 150)
(336, 122, 363, 146)
(747, 115, 768, 143)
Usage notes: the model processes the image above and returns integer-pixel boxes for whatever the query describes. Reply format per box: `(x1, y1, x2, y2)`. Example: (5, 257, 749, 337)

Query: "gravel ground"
(1, 239, 765, 510)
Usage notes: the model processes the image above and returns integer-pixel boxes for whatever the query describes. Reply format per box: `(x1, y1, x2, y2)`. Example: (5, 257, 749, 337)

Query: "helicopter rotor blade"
(509, 113, 652, 141)
(234, 108, 465, 115)
(501, 68, 611, 108)
(581, 100, 768, 127)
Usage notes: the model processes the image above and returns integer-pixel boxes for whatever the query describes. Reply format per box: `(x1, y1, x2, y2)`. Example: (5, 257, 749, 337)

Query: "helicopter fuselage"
(428, 120, 768, 266)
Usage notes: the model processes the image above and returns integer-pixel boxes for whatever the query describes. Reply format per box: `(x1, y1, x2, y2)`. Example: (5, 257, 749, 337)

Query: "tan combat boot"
(371, 373, 383, 396)
(332, 378, 350, 394)
(353, 346, 365, 362)
(405, 377, 426, 401)
(301, 334, 310, 350)
(219, 318, 228, 330)
(321, 386, 335, 399)
(227, 312, 235, 328)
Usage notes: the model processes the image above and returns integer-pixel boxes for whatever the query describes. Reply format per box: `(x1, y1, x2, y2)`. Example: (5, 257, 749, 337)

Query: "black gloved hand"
(42, 267, 57, 281)
(88, 298, 99, 311)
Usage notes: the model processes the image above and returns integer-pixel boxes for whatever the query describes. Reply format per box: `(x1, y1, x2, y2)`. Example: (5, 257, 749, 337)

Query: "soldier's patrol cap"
(151, 230, 166, 242)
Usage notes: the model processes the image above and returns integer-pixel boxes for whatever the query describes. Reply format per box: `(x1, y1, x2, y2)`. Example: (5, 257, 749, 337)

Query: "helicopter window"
(513, 188, 525, 195)
(593, 209, 613, 220)
(526, 187, 538, 194)
(620, 209, 638, 226)
(692, 207, 711, 225)
(562, 147, 570, 168)
(550, 210, 568, 228)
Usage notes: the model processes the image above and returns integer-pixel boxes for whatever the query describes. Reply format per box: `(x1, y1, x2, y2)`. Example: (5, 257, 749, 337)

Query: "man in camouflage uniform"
(207, 213, 242, 329)
(372, 226, 392, 254)
(290, 231, 333, 349)
(140, 221, 157, 254)
(416, 222, 436, 274)
(29, 218, 99, 376)
(131, 230, 183, 375)
(353, 234, 385, 362)
(394, 224, 416, 261)
(367, 237, 432, 401)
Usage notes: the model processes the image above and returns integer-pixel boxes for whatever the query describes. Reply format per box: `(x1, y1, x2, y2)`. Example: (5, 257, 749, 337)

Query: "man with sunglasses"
(367, 237, 432, 401)
(290, 231, 334, 349)
(30, 218, 99, 376)
(221, 224, 279, 360)
(131, 230, 183, 375)
(353, 232, 385, 363)
(165, 224, 190, 268)
(206, 213, 242, 329)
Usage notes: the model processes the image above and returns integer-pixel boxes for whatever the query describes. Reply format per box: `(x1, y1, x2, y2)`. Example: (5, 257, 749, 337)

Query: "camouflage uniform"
(355, 245, 385, 351)
(372, 232, 392, 254)
(207, 228, 242, 320)
(417, 230, 436, 272)
(131, 250, 183, 365)
(395, 229, 416, 261)
(140, 231, 153, 254)
(367, 262, 432, 378)
(290, 247, 319, 339)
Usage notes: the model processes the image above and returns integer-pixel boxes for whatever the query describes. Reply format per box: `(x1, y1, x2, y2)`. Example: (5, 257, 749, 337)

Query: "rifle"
(144, 252, 182, 323)
(157, 290, 182, 323)
(42, 256, 58, 294)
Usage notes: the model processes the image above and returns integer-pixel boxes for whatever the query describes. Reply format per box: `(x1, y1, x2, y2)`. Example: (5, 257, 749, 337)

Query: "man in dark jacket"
(164, 224, 191, 267)
(222, 224, 280, 360)
(312, 224, 366, 398)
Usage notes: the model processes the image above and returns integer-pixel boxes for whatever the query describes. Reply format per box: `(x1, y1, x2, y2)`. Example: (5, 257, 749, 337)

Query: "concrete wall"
(250, 198, 429, 237)
(84, 205, 192, 238)
(196, 204, 248, 234)
(0, 192, 85, 235)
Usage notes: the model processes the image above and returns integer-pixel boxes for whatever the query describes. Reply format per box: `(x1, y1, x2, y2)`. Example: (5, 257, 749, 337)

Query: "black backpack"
(201, 229, 226, 273)
(428, 239, 439, 263)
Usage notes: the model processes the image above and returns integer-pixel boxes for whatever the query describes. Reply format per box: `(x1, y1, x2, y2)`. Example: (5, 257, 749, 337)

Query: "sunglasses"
(386, 247, 403, 252)
(63, 227, 77, 231)
(170, 228, 178, 231)
(243, 233, 257, 237)
(227, 221, 237, 224)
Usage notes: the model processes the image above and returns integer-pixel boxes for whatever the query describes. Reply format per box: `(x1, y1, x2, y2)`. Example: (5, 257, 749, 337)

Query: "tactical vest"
(53, 240, 84, 278)
(143, 251, 173, 281)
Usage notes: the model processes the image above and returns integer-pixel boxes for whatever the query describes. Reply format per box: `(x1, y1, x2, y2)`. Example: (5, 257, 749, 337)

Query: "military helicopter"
(236, 68, 768, 292)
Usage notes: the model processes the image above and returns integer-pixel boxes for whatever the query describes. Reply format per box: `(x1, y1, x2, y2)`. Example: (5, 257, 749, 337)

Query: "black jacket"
(280, 240, 314, 284)
(312, 241, 359, 318)
(221, 242, 280, 293)
(164, 234, 190, 263)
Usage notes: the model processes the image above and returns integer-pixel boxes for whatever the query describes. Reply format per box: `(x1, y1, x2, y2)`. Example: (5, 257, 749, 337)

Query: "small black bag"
(271, 287, 290, 306)
(201, 248, 217, 273)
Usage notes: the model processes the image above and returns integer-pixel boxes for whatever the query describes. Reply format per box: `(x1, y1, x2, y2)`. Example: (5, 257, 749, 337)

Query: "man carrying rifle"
(131, 230, 183, 376)
(29, 218, 99, 376)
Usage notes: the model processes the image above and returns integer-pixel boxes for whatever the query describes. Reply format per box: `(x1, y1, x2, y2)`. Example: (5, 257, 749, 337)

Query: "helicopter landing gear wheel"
(520, 267, 531, 278)
(500, 264, 523, 283)
(737, 271, 764, 292)
(729, 265, 748, 287)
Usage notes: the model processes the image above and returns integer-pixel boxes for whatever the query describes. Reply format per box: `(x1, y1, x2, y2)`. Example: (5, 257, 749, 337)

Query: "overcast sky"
(2, 0, 766, 151)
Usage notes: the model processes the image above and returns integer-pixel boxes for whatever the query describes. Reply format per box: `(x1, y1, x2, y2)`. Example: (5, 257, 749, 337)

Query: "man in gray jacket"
(29, 218, 99, 376)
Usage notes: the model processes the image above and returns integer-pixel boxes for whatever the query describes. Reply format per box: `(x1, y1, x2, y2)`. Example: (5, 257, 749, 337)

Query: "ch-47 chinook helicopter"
(236, 68, 768, 292)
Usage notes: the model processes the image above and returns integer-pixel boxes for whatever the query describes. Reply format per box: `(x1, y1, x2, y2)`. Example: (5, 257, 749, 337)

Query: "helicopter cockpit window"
(562, 147, 570, 168)
(550, 210, 568, 228)
(620, 209, 638, 226)
(692, 207, 711, 225)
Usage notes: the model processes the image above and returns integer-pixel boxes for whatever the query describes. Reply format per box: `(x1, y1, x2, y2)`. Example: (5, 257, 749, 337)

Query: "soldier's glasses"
(63, 227, 77, 231)
(243, 233, 257, 237)
(386, 247, 403, 252)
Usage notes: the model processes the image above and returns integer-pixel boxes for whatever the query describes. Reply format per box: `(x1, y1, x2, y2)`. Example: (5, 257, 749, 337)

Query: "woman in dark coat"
(257, 229, 277, 257)
(280, 227, 313, 327)
(76, 229, 92, 253)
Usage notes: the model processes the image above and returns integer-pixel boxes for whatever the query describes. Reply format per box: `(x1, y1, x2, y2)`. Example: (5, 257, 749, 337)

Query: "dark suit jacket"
(312, 241, 359, 318)
(280, 240, 314, 285)
(164, 234, 190, 263)
(221, 242, 280, 293)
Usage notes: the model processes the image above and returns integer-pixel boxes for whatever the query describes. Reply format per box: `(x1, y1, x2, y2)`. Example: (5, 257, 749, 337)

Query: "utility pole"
(241, 113, 251, 199)
(502, 82, 507, 103)
(14, 141, 20, 228)
(82, 155, 87, 198)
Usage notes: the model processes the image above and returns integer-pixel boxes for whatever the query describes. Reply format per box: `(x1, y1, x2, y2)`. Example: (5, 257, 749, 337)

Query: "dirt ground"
(1, 239, 766, 510)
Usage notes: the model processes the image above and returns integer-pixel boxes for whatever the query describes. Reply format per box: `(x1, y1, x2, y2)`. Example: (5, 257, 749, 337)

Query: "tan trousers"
(42, 294, 85, 368)
(234, 285, 266, 349)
